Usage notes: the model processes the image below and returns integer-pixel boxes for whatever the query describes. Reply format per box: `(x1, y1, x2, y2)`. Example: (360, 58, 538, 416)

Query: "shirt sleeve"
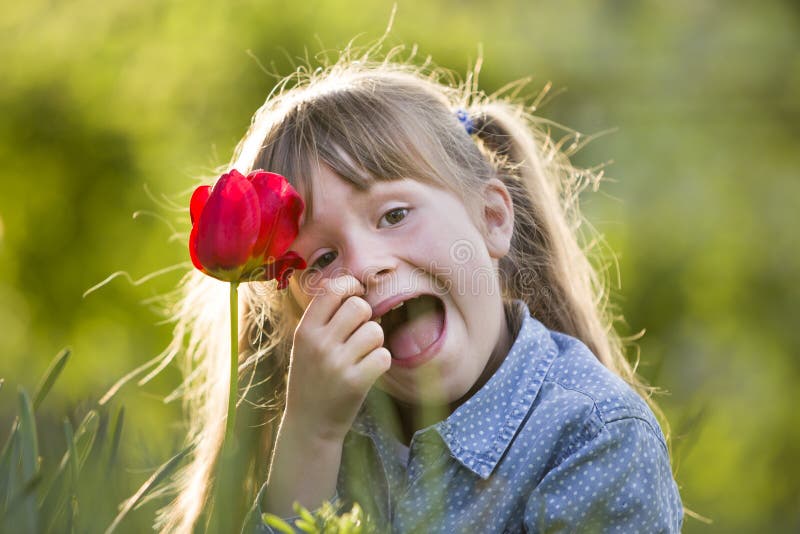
(524, 415, 683, 533)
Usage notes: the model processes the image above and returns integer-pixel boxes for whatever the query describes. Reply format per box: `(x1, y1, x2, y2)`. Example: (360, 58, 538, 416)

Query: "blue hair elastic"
(456, 108, 476, 135)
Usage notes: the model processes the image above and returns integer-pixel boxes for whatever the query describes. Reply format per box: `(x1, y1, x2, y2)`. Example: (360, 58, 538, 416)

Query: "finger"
(339, 319, 384, 363)
(328, 296, 374, 342)
(302, 275, 365, 327)
(349, 347, 392, 390)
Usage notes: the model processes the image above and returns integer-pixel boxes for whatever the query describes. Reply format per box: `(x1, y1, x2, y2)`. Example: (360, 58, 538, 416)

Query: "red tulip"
(189, 169, 306, 288)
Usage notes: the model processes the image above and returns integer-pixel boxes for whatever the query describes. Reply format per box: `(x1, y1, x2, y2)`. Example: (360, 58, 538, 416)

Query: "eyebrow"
(300, 180, 411, 232)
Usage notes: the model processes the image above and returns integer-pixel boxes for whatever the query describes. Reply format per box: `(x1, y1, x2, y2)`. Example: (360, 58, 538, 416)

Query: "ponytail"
(469, 102, 666, 429)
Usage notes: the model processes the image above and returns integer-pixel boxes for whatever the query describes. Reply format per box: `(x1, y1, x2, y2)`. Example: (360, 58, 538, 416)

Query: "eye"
(309, 250, 337, 270)
(379, 207, 409, 227)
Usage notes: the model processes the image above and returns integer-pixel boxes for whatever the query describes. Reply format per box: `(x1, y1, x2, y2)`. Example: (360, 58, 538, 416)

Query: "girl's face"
(288, 165, 514, 405)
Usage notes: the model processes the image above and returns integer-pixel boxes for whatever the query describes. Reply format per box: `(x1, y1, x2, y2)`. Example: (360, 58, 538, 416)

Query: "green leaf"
(295, 518, 318, 533)
(104, 445, 191, 534)
(262, 514, 297, 534)
(33, 348, 70, 411)
(294, 501, 317, 526)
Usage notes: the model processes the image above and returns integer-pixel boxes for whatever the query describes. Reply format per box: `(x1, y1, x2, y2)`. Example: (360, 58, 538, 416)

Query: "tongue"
(386, 297, 444, 360)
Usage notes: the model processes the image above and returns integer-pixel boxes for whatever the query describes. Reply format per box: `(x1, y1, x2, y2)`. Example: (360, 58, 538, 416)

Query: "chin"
(377, 370, 472, 407)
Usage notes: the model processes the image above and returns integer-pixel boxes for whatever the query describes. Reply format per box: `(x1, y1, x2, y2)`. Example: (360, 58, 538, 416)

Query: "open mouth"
(377, 294, 445, 361)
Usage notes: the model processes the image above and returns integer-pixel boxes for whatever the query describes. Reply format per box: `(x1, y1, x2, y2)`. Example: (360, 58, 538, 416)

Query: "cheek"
(428, 225, 487, 271)
(444, 239, 497, 298)
(403, 221, 455, 265)
(288, 278, 313, 310)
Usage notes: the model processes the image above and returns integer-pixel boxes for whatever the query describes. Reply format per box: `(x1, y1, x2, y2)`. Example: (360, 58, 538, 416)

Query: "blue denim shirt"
(253, 301, 683, 533)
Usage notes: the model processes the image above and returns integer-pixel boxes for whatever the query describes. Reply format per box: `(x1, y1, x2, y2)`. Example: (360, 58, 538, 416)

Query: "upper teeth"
(376, 301, 405, 325)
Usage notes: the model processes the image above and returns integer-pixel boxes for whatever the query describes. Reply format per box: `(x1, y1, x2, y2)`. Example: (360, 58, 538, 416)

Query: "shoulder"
(519, 326, 683, 531)
(527, 326, 669, 459)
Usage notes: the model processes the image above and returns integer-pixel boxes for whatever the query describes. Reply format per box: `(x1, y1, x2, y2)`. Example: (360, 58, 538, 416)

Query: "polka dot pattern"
(255, 300, 683, 533)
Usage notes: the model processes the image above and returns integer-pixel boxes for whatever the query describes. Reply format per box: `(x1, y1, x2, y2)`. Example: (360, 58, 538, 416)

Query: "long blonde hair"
(157, 48, 665, 533)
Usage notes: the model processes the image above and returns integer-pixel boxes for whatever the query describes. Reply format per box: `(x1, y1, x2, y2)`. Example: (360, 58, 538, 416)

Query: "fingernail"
(329, 276, 357, 294)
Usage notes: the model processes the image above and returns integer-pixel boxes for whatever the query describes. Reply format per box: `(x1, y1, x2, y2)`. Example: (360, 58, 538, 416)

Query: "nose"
(341, 237, 396, 290)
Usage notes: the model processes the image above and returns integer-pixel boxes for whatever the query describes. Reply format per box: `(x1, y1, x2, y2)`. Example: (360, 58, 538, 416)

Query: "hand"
(284, 275, 392, 442)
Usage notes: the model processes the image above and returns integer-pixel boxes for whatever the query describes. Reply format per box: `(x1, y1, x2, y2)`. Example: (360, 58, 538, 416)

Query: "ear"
(480, 178, 514, 259)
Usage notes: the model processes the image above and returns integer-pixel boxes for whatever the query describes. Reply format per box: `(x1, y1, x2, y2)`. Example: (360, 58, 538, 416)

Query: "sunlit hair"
(156, 47, 666, 533)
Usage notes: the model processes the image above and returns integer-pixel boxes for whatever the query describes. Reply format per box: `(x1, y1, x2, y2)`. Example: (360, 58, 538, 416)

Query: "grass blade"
(33, 348, 71, 411)
(64, 419, 80, 530)
(18, 389, 39, 481)
(39, 410, 99, 506)
(63, 420, 79, 490)
(2, 472, 43, 513)
(104, 446, 191, 534)
(88, 409, 109, 462)
(1, 429, 19, 514)
(107, 407, 125, 470)
(42, 411, 100, 532)
(73, 410, 99, 472)
(0, 421, 19, 508)
(17, 388, 39, 532)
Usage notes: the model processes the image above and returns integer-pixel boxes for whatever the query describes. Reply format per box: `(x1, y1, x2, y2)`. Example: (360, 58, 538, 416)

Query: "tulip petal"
(262, 251, 307, 289)
(190, 185, 211, 224)
(249, 171, 305, 260)
(188, 224, 205, 272)
(194, 170, 261, 276)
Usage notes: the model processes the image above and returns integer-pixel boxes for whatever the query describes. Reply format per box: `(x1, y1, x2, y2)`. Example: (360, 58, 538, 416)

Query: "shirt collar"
(351, 299, 558, 479)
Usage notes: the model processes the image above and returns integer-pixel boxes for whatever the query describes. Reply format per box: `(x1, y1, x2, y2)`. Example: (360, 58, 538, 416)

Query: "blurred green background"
(1, 0, 798, 531)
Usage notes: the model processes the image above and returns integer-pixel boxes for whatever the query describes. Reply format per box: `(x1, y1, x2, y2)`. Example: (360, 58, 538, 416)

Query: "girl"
(160, 52, 683, 533)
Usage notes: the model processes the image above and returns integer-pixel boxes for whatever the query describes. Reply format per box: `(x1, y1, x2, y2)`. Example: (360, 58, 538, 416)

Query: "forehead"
(298, 164, 366, 227)
(299, 166, 421, 228)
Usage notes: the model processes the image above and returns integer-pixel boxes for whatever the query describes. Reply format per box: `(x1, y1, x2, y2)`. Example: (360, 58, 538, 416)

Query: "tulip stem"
(226, 281, 239, 443)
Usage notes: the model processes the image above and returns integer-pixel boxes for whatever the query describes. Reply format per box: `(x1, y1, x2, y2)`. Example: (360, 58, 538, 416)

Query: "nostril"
(362, 266, 393, 283)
